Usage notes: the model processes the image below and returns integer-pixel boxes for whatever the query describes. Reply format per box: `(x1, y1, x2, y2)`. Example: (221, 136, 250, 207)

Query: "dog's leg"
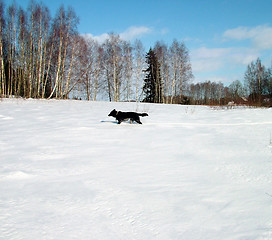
(135, 119, 142, 124)
(133, 116, 142, 124)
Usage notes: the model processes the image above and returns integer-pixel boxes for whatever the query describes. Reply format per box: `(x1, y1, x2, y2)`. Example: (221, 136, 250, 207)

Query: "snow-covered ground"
(1, 98, 272, 240)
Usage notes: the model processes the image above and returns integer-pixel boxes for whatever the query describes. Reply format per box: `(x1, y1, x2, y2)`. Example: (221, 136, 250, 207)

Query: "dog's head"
(108, 109, 117, 117)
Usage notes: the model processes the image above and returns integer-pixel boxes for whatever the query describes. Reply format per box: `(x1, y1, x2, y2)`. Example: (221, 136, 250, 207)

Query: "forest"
(0, 1, 271, 106)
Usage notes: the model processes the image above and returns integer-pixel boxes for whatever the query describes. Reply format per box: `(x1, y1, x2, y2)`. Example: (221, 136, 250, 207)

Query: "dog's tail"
(138, 113, 148, 117)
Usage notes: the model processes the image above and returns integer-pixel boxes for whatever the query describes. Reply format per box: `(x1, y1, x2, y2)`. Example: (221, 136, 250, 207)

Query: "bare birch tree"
(133, 39, 145, 102)
(92, 43, 103, 101)
(154, 41, 169, 103)
(48, 5, 78, 99)
(103, 33, 124, 101)
(122, 41, 133, 101)
(0, 0, 6, 96)
(6, 3, 17, 96)
(169, 40, 193, 103)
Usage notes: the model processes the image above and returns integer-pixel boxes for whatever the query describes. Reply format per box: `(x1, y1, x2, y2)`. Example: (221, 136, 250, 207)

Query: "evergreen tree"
(142, 48, 162, 103)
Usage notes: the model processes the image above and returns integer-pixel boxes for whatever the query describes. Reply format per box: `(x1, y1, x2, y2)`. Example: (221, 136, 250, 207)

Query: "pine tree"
(143, 48, 162, 103)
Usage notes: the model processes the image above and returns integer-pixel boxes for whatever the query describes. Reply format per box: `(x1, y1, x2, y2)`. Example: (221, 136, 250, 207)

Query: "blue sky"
(15, 0, 272, 85)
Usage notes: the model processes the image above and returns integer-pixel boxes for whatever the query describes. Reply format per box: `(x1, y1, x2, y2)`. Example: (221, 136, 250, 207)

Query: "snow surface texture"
(1, 98, 272, 240)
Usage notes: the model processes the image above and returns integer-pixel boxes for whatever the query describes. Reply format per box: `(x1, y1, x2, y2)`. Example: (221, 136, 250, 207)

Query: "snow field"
(0, 99, 272, 240)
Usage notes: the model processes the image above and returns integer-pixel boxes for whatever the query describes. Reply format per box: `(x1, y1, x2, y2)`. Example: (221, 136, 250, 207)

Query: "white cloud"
(230, 49, 259, 65)
(187, 25, 272, 84)
(223, 25, 272, 49)
(190, 46, 260, 85)
(190, 47, 230, 72)
(192, 47, 230, 60)
(191, 59, 223, 73)
(120, 26, 152, 41)
(223, 26, 251, 40)
(82, 26, 152, 43)
(82, 33, 110, 43)
(191, 46, 260, 71)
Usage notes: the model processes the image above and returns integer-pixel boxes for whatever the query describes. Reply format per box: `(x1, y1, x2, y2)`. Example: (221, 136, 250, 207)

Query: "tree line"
(0, 0, 194, 102)
(186, 58, 272, 106)
(0, 1, 80, 99)
(142, 47, 271, 106)
(1, 1, 271, 106)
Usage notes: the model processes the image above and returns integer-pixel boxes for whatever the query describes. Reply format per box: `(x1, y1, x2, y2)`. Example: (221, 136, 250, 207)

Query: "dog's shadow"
(100, 120, 139, 125)
(100, 120, 118, 124)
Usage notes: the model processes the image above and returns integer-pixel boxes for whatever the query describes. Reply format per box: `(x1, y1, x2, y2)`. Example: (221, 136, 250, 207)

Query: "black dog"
(108, 109, 148, 124)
